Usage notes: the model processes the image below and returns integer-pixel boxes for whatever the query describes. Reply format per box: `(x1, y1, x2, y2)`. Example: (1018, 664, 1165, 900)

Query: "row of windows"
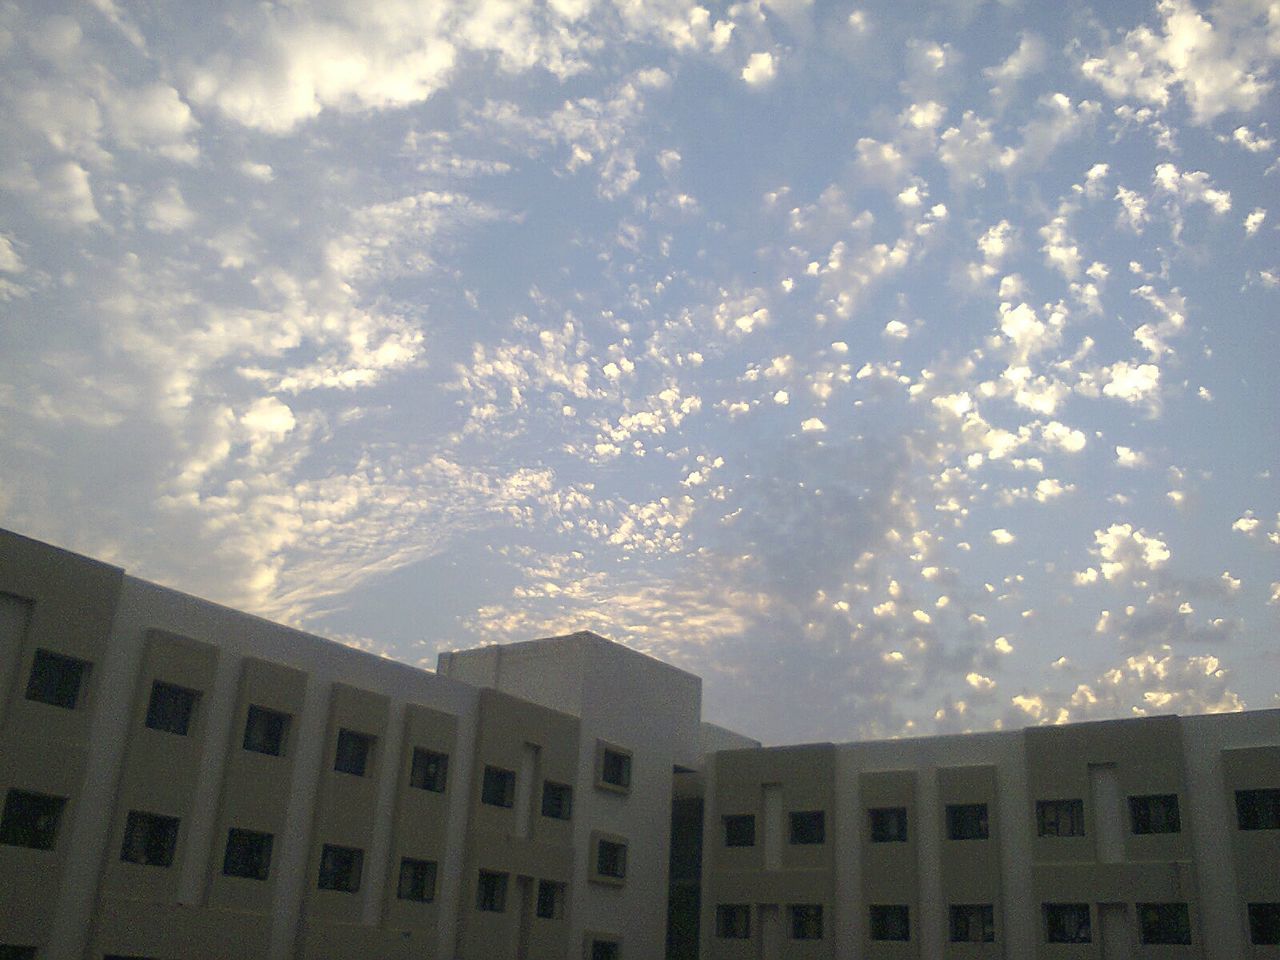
(720, 789, 1280, 848)
(475, 871, 565, 918)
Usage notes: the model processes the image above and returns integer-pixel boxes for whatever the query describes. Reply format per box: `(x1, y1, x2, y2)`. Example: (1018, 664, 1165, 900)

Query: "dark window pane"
(869, 807, 908, 842)
(1138, 903, 1191, 945)
(601, 748, 631, 788)
(223, 828, 273, 880)
(535, 880, 561, 919)
(870, 905, 910, 941)
(1249, 904, 1280, 945)
(1129, 794, 1181, 834)
(716, 904, 751, 938)
(1037, 799, 1085, 837)
(318, 844, 363, 892)
(476, 870, 507, 911)
(1045, 904, 1092, 943)
(597, 839, 627, 879)
(120, 811, 180, 867)
(946, 803, 989, 840)
(243, 705, 289, 756)
(789, 905, 823, 940)
(1236, 789, 1280, 830)
(0, 789, 67, 850)
(481, 766, 515, 808)
(789, 810, 825, 845)
(25, 649, 90, 710)
(334, 729, 374, 777)
(950, 904, 995, 942)
(541, 781, 572, 820)
(410, 749, 448, 792)
(0, 947, 38, 960)
(145, 681, 199, 736)
(397, 858, 436, 902)
(723, 814, 756, 847)
(591, 941, 620, 960)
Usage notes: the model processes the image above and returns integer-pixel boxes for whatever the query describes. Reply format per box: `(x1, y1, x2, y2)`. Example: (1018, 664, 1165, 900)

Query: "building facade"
(1, 526, 1278, 960)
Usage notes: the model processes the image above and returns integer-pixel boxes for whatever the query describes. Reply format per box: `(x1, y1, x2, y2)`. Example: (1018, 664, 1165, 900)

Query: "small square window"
(318, 844, 363, 892)
(596, 838, 627, 880)
(542, 781, 573, 820)
(869, 806, 908, 843)
(476, 870, 508, 911)
(223, 828, 273, 880)
(1036, 798, 1084, 837)
(590, 940, 620, 960)
(950, 904, 995, 942)
(1129, 794, 1180, 834)
(789, 810, 825, 845)
(599, 746, 632, 791)
(144, 681, 199, 736)
(946, 803, 989, 840)
(1249, 903, 1280, 945)
(1236, 788, 1280, 830)
(716, 904, 751, 938)
(397, 857, 436, 902)
(536, 880, 563, 919)
(723, 814, 755, 847)
(1044, 903, 1091, 943)
(481, 766, 516, 808)
(1138, 903, 1191, 945)
(789, 905, 823, 940)
(120, 811, 180, 867)
(870, 905, 910, 941)
(0, 789, 67, 850)
(333, 728, 375, 777)
(243, 705, 289, 756)
(0, 947, 37, 960)
(25, 649, 91, 710)
(410, 748, 448, 793)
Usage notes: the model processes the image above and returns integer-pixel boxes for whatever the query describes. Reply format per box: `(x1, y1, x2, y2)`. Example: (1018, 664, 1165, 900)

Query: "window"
(481, 766, 516, 808)
(590, 940, 620, 960)
(542, 781, 572, 820)
(789, 810, 825, 844)
(25, 649, 90, 710)
(144, 681, 199, 736)
(397, 858, 436, 902)
(120, 811, 180, 867)
(1044, 903, 1091, 943)
(1129, 794, 1180, 834)
(0, 789, 67, 850)
(476, 870, 508, 911)
(598, 745, 632, 791)
(870, 905, 910, 941)
(318, 844, 363, 892)
(333, 728, 375, 777)
(243, 705, 289, 756)
(946, 803, 989, 840)
(716, 904, 751, 938)
(1037, 798, 1084, 837)
(1236, 788, 1280, 830)
(723, 813, 755, 847)
(536, 880, 563, 919)
(869, 806, 908, 843)
(222, 828, 273, 880)
(1249, 903, 1280, 945)
(0, 947, 37, 960)
(409, 748, 448, 793)
(789, 905, 823, 940)
(1138, 903, 1191, 945)
(950, 904, 995, 942)
(596, 838, 627, 880)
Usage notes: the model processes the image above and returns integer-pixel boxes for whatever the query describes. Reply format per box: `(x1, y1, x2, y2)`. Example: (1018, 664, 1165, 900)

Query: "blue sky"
(1, 0, 1276, 744)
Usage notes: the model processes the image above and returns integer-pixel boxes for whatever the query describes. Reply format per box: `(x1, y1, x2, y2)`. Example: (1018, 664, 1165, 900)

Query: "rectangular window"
(946, 803, 989, 840)
(397, 858, 436, 902)
(476, 870, 508, 911)
(120, 811, 180, 867)
(590, 941, 620, 960)
(869, 806, 908, 842)
(1236, 788, 1280, 830)
(789, 810, 825, 845)
(144, 681, 199, 736)
(1129, 794, 1180, 834)
(1037, 798, 1085, 837)
(223, 827, 273, 880)
(950, 904, 995, 942)
(716, 904, 751, 938)
(1249, 903, 1280, 945)
(25, 649, 91, 710)
(333, 728, 375, 777)
(789, 905, 823, 940)
(596, 839, 627, 880)
(599, 745, 632, 791)
(0, 947, 37, 960)
(1045, 903, 1092, 943)
(870, 905, 910, 941)
(0, 789, 67, 850)
(541, 781, 572, 820)
(723, 813, 756, 847)
(481, 766, 516, 808)
(318, 844, 363, 892)
(243, 705, 289, 756)
(1138, 903, 1191, 945)
(536, 879, 563, 919)
(409, 748, 448, 793)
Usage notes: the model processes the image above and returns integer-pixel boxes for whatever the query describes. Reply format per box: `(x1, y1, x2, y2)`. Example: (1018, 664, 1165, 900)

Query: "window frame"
(868, 806, 908, 843)
(1129, 793, 1181, 835)
(0, 788, 68, 851)
(1036, 798, 1085, 838)
(788, 810, 825, 845)
(144, 680, 200, 736)
(120, 810, 181, 868)
(715, 904, 751, 939)
(723, 813, 756, 847)
(536, 879, 563, 919)
(788, 904, 823, 941)
(595, 741, 633, 794)
(242, 705, 290, 757)
(476, 869, 508, 912)
(222, 827, 273, 881)
(409, 748, 449, 793)
(541, 781, 573, 820)
(25, 648, 91, 710)
(1137, 903, 1192, 945)
(481, 765, 516, 808)
(396, 857, 437, 903)
(1235, 788, 1280, 831)
(317, 843, 364, 893)
(946, 802, 990, 840)
(593, 835, 628, 884)
(869, 904, 911, 942)
(333, 728, 376, 777)
(949, 904, 995, 943)
(1044, 903, 1092, 943)
(1249, 903, 1280, 945)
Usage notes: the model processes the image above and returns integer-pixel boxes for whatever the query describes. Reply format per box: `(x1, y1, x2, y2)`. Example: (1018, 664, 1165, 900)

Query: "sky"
(0, 0, 1277, 745)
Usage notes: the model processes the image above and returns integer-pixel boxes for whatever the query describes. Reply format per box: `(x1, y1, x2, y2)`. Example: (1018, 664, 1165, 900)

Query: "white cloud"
(1115, 446, 1147, 468)
(800, 417, 826, 432)
(883, 320, 909, 339)
(1115, 186, 1149, 233)
(1092, 522, 1170, 580)
(1232, 125, 1275, 152)
(1041, 420, 1087, 453)
(146, 183, 196, 233)
(1244, 208, 1266, 235)
(990, 528, 1015, 545)
(742, 51, 777, 86)
(1153, 162, 1231, 214)
(984, 31, 1047, 99)
(1101, 361, 1161, 405)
